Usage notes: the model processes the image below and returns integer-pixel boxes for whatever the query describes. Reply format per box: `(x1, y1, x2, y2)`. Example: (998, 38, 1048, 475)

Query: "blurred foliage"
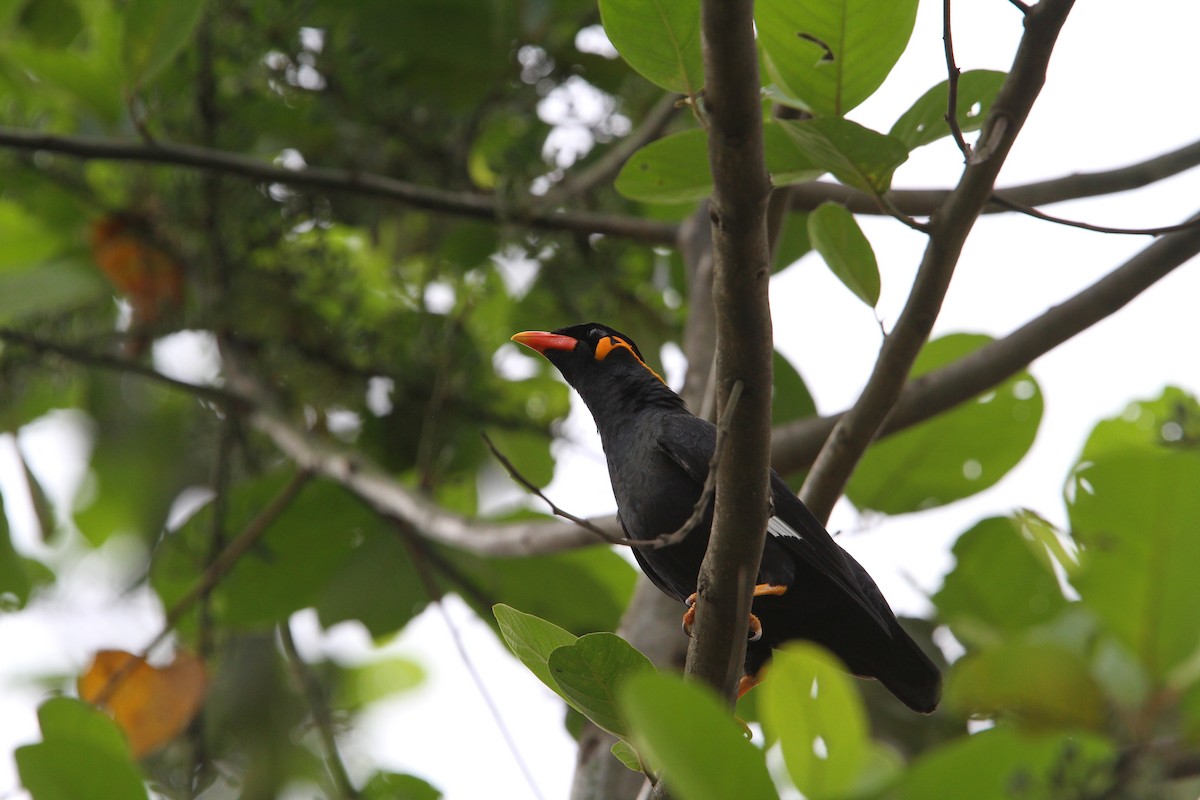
(0, 0, 1197, 798)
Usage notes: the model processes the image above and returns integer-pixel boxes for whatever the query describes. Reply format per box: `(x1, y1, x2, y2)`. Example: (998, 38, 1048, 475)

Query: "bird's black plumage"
(512, 322, 941, 713)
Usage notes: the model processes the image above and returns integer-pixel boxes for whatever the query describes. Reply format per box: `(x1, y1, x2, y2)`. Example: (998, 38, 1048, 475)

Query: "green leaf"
(772, 211, 812, 273)
(756, 0, 919, 116)
(778, 117, 908, 196)
(945, 643, 1107, 730)
(610, 739, 644, 772)
(807, 202, 880, 306)
(890, 70, 1007, 151)
(316, 530, 429, 637)
(122, 0, 206, 88)
(361, 771, 443, 800)
(547, 632, 655, 738)
(616, 126, 821, 204)
(772, 349, 816, 425)
(620, 672, 777, 800)
(494, 603, 579, 691)
(338, 658, 426, 710)
(846, 334, 1043, 514)
(886, 727, 1114, 800)
(153, 474, 390, 631)
(0, 200, 64, 270)
(16, 698, 149, 800)
(0, 491, 52, 609)
(1068, 405, 1200, 680)
(0, 260, 111, 324)
(933, 517, 1069, 647)
(599, 0, 703, 95)
(616, 129, 711, 204)
(761, 644, 870, 799)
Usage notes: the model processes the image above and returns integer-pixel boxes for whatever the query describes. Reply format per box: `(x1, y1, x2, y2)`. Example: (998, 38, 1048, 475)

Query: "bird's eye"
(589, 328, 607, 342)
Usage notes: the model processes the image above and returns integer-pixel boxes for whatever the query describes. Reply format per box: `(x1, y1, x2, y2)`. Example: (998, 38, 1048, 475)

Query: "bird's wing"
(655, 413, 892, 634)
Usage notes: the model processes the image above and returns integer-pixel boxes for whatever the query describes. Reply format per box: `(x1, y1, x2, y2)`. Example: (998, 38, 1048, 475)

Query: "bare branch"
(0, 126, 679, 246)
(279, 621, 360, 800)
(771, 207, 1200, 472)
(786, 138, 1200, 216)
(942, 0, 973, 161)
(801, 0, 1077, 521)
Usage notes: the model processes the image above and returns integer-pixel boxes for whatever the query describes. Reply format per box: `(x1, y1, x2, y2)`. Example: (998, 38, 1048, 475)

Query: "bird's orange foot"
(682, 592, 698, 638)
(748, 612, 762, 642)
(683, 594, 763, 641)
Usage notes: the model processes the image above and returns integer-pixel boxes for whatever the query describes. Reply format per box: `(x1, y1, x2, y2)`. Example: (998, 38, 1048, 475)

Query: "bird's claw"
(682, 592, 697, 638)
(682, 594, 762, 641)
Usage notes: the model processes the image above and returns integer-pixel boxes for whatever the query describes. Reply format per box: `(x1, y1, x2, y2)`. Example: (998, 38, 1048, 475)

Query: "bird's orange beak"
(511, 331, 578, 354)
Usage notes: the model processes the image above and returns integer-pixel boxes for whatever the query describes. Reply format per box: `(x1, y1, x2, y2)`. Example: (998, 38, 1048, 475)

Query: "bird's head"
(511, 321, 672, 398)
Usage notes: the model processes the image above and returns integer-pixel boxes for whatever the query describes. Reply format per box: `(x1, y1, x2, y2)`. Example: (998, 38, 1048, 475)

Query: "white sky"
(3, 1, 1200, 798)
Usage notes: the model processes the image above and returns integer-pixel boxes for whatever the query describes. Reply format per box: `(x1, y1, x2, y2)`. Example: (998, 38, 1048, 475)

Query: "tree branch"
(0, 327, 244, 407)
(786, 137, 1200, 217)
(801, 0, 1077, 521)
(0, 126, 679, 246)
(279, 621, 360, 800)
(772, 206, 1200, 473)
(684, 0, 774, 707)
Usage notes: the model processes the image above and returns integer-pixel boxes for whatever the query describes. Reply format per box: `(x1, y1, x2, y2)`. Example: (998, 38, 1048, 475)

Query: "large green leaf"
(316, 530, 429, 637)
(494, 603, 579, 691)
(599, 0, 703, 95)
(547, 632, 655, 738)
(1068, 392, 1200, 681)
(881, 727, 1114, 800)
(890, 70, 1007, 151)
(846, 334, 1043, 514)
(620, 672, 777, 800)
(778, 118, 908, 196)
(16, 698, 148, 800)
(122, 0, 206, 88)
(945, 642, 1107, 730)
(761, 644, 872, 799)
(153, 474, 391, 631)
(933, 517, 1069, 647)
(756, 0, 919, 116)
(615, 126, 821, 204)
(807, 202, 880, 307)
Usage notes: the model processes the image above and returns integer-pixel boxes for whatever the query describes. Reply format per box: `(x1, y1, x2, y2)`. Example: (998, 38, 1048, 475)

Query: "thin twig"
(481, 382, 742, 551)
(990, 193, 1200, 235)
(90, 470, 313, 707)
(0, 126, 680, 246)
(279, 620, 360, 800)
(800, 0, 1077, 522)
(0, 327, 243, 407)
(480, 430, 634, 545)
(1006, 0, 1032, 13)
(391, 522, 547, 800)
(942, 0, 973, 161)
(787, 137, 1200, 217)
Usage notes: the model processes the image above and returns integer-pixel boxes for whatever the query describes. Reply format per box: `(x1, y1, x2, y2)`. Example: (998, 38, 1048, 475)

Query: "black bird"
(512, 323, 941, 713)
